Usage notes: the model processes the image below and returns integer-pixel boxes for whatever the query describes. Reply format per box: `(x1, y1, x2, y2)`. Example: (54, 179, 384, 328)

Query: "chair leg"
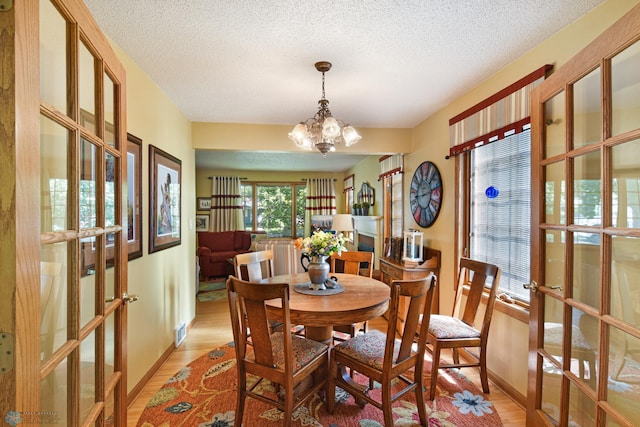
(415, 361, 428, 426)
(326, 354, 337, 414)
(284, 384, 294, 427)
(429, 344, 441, 400)
(479, 347, 490, 394)
(452, 348, 460, 364)
(235, 375, 246, 427)
(382, 377, 394, 427)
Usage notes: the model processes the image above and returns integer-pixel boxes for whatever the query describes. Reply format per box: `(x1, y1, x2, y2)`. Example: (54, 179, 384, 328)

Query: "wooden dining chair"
(226, 276, 329, 427)
(419, 257, 500, 400)
(234, 250, 275, 281)
(330, 251, 374, 340)
(234, 250, 291, 334)
(327, 274, 436, 427)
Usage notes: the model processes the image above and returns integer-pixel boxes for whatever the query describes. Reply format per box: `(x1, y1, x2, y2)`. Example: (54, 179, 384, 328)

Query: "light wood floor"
(127, 298, 527, 426)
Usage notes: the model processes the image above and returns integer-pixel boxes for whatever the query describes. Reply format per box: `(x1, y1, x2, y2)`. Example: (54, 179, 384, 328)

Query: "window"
(240, 183, 306, 238)
(380, 155, 404, 241)
(452, 65, 550, 307)
(469, 129, 531, 302)
(344, 174, 354, 214)
(48, 178, 68, 231)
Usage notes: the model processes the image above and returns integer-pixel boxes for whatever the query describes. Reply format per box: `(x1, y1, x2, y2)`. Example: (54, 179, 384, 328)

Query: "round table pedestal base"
(304, 326, 333, 346)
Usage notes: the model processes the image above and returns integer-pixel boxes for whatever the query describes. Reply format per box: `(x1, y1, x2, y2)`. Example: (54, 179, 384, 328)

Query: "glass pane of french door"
(531, 22, 640, 426)
(38, 0, 127, 425)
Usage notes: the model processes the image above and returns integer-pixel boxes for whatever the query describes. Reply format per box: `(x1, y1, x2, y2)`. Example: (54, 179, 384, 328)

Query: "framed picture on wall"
(127, 133, 143, 260)
(149, 145, 182, 253)
(195, 214, 209, 232)
(197, 197, 211, 211)
(311, 215, 333, 232)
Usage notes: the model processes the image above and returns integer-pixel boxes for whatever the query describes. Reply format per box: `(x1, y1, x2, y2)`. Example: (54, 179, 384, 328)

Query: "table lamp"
(332, 214, 354, 234)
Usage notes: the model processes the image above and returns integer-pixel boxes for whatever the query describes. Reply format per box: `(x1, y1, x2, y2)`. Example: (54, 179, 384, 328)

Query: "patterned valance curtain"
(210, 176, 243, 232)
(448, 64, 552, 158)
(305, 178, 336, 236)
(378, 154, 403, 180)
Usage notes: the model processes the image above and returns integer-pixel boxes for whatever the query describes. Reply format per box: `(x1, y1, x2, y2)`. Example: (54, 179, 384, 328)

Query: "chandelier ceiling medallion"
(288, 61, 361, 157)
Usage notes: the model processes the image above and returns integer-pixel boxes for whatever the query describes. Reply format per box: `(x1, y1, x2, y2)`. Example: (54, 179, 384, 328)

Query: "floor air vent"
(175, 322, 187, 347)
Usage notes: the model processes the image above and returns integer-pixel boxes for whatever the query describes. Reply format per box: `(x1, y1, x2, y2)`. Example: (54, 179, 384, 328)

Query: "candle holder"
(402, 230, 424, 262)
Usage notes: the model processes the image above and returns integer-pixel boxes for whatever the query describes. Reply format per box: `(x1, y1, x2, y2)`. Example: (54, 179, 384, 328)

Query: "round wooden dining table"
(260, 272, 390, 344)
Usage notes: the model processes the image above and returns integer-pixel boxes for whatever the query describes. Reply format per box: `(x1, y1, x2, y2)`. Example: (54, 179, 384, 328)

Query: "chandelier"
(288, 61, 361, 157)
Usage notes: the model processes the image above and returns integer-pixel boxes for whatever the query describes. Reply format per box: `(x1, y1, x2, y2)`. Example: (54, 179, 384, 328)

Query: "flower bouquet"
(294, 230, 347, 257)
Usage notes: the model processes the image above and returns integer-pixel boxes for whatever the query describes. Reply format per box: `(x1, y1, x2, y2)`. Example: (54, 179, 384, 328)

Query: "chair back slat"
(243, 298, 277, 366)
(330, 251, 374, 277)
(235, 250, 275, 281)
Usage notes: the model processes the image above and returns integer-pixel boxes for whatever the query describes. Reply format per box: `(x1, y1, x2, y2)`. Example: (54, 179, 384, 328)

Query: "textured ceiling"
(84, 0, 605, 171)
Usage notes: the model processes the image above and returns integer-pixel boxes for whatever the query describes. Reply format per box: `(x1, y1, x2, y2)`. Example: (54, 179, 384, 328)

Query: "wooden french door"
(2, 0, 128, 425)
(528, 4, 640, 427)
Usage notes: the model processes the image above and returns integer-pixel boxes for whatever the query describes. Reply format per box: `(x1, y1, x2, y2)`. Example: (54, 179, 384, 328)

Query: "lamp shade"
(332, 214, 354, 232)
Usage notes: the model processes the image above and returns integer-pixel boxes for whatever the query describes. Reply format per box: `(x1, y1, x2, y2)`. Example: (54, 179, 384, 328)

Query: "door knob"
(106, 293, 139, 303)
(523, 281, 538, 293)
(123, 292, 139, 303)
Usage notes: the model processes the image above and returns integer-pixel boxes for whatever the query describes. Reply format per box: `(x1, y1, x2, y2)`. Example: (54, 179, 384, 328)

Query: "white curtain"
(305, 178, 336, 236)
(210, 176, 243, 232)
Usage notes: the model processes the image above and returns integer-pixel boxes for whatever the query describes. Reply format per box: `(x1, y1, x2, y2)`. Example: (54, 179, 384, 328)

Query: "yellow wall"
(110, 43, 196, 393)
(408, 0, 639, 397)
(192, 122, 412, 155)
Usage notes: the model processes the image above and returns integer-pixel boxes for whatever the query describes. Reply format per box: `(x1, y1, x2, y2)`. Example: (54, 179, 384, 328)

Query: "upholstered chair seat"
(247, 331, 328, 373)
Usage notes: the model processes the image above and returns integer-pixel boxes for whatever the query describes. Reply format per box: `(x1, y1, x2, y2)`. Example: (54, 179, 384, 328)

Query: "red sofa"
(197, 231, 254, 279)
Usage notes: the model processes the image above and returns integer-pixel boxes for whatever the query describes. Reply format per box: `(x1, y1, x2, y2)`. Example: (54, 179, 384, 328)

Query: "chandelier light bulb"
(342, 125, 362, 147)
(322, 117, 341, 138)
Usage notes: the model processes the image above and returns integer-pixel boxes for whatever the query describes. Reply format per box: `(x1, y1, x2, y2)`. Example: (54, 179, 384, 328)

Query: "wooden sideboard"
(379, 247, 441, 332)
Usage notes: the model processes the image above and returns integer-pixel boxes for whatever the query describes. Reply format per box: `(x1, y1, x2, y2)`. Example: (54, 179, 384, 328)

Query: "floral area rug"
(196, 281, 227, 302)
(136, 343, 503, 426)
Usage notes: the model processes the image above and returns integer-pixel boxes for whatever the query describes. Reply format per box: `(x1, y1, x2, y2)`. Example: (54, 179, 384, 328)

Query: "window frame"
(240, 181, 306, 238)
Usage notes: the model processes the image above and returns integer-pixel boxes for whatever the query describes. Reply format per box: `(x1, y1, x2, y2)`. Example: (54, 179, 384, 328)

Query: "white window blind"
(470, 129, 531, 301)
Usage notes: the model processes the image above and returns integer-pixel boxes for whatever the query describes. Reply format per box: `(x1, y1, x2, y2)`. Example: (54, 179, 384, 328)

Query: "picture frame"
(195, 214, 209, 232)
(127, 133, 143, 260)
(149, 145, 182, 253)
(311, 215, 333, 232)
(197, 197, 211, 211)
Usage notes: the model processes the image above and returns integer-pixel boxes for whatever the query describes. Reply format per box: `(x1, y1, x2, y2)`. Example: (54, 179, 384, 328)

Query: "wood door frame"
(528, 4, 640, 426)
(0, 0, 43, 414)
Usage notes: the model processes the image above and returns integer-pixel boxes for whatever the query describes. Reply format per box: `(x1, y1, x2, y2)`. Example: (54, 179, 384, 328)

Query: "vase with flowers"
(295, 230, 347, 290)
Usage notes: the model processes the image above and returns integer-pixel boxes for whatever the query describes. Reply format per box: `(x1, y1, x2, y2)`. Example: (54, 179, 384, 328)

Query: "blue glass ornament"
(485, 186, 499, 199)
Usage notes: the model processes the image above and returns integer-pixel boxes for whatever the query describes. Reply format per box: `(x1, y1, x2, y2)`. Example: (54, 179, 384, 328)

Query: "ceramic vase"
(307, 255, 329, 291)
